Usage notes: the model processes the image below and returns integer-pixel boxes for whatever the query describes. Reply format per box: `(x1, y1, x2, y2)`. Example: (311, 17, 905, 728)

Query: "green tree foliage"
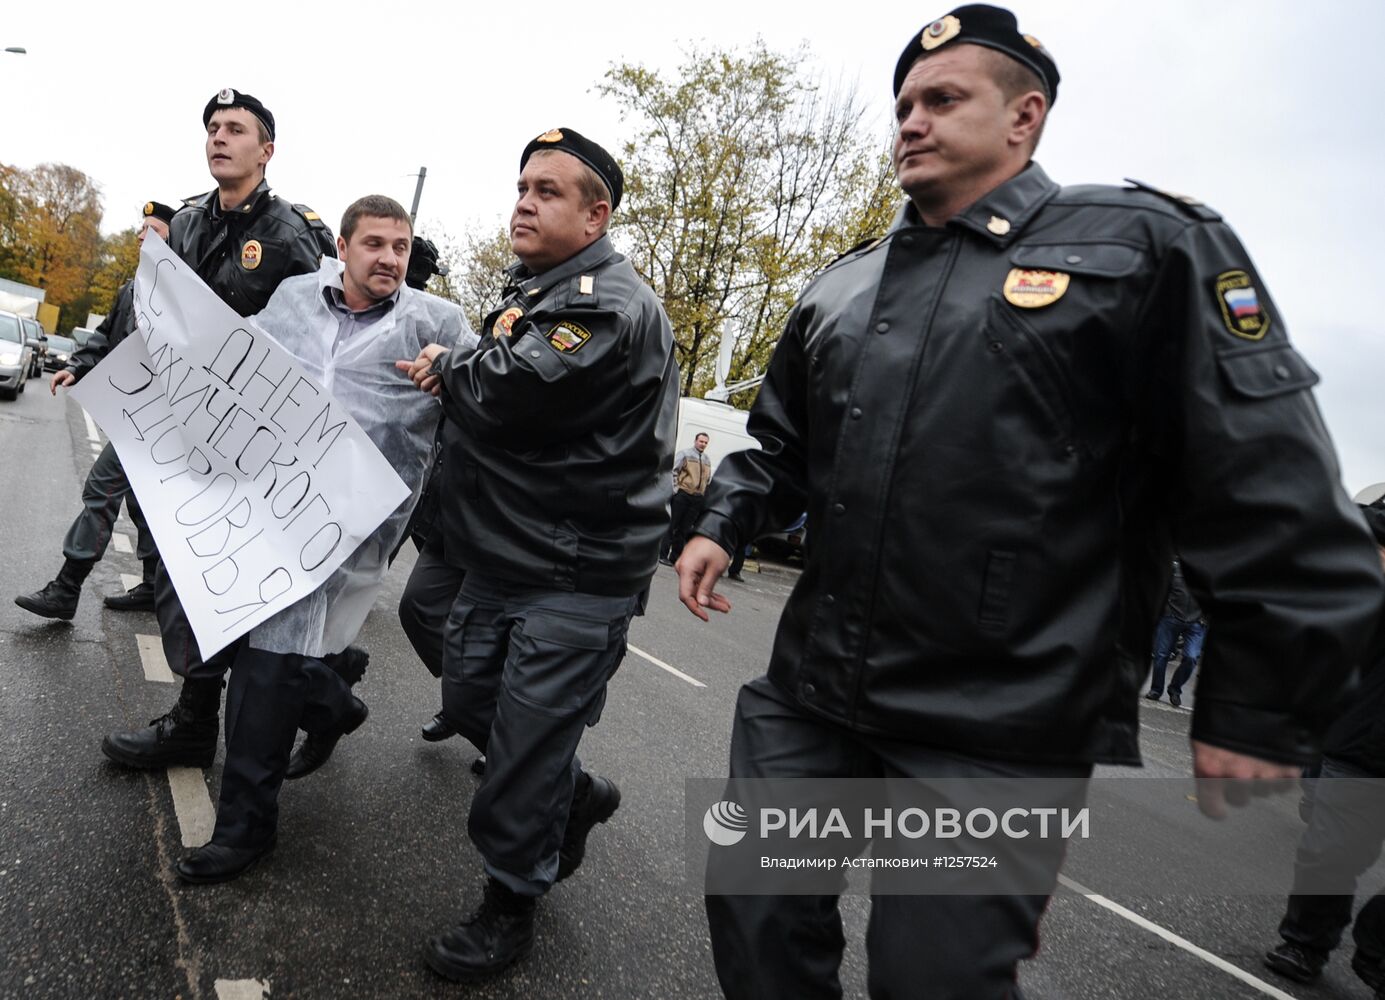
(88, 227, 140, 316)
(600, 42, 899, 398)
(0, 162, 105, 330)
(429, 224, 516, 335)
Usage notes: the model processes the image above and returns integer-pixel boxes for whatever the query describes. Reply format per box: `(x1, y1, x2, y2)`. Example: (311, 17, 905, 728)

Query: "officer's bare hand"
(395, 344, 449, 396)
(50, 370, 75, 395)
(1191, 740, 1300, 819)
(677, 536, 733, 622)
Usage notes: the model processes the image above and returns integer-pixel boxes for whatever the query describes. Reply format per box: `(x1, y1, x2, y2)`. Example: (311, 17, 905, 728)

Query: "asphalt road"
(1, 385, 1380, 1000)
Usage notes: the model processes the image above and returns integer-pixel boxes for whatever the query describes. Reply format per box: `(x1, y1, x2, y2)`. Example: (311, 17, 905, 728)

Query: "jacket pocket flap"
(1216, 344, 1319, 399)
(1009, 243, 1143, 278)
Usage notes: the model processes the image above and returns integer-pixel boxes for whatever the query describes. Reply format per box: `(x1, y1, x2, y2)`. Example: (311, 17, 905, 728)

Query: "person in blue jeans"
(1146, 559, 1208, 707)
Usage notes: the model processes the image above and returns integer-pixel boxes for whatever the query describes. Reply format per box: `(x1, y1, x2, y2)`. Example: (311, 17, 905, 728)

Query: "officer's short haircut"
(252, 118, 271, 145)
(340, 195, 413, 242)
(976, 48, 1049, 146)
(529, 150, 613, 211)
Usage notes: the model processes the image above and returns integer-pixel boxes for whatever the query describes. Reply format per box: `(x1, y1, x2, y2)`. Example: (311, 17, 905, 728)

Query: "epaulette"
(826, 235, 885, 269)
(1123, 178, 1222, 222)
(291, 203, 329, 231)
(181, 191, 211, 208)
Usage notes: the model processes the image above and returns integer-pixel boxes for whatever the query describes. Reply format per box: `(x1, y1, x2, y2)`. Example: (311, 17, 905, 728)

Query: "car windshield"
(47, 336, 76, 353)
(0, 315, 22, 343)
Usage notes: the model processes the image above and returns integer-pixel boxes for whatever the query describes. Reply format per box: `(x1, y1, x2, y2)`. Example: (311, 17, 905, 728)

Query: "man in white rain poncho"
(174, 194, 476, 884)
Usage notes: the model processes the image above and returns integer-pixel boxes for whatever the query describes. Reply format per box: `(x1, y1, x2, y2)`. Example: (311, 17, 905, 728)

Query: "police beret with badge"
(202, 88, 276, 141)
(142, 201, 177, 225)
(520, 127, 624, 211)
(894, 3, 1060, 104)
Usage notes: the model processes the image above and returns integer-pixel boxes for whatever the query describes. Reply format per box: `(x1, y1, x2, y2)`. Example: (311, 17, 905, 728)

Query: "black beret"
(893, 5, 1059, 105)
(519, 128, 624, 211)
(202, 88, 275, 141)
(405, 236, 448, 291)
(142, 201, 177, 225)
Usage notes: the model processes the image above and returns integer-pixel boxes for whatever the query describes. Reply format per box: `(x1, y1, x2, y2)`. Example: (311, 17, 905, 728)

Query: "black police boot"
(556, 771, 621, 882)
(14, 558, 94, 620)
(1264, 941, 1328, 983)
(175, 837, 277, 885)
(424, 878, 537, 982)
(421, 711, 456, 742)
(104, 581, 156, 611)
(285, 697, 369, 780)
(101, 677, 221, 769)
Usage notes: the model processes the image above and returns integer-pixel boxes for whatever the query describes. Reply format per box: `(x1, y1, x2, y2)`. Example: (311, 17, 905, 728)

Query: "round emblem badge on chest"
(241, 239, 263, 271)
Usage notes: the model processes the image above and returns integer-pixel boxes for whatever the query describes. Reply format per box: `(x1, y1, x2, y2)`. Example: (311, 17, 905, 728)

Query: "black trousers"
(62, 441, 156, 565)
(399, 537, 464, 679)
(1278, 755, 1385, 958)
(152, 558, 237, 681)
(440, 573, 637, 895)
(705, 675, 1090, 1000)
(212, 646, 357, 848)
(662, 491, 705, 560)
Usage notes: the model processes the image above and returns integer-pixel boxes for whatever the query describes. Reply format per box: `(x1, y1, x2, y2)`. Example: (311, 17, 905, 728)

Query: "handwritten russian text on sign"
(71, 233, 408, 657)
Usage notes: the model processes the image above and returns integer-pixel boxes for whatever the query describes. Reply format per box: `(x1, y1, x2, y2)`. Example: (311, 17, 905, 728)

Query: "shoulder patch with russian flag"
(1214, 270, 1270, 340)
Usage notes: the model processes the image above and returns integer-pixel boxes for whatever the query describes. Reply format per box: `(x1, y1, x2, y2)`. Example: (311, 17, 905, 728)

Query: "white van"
(674, 397, 759, 474)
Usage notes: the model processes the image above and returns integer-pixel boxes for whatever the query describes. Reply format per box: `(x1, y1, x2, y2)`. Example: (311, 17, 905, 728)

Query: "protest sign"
(70, 232, 409, 658)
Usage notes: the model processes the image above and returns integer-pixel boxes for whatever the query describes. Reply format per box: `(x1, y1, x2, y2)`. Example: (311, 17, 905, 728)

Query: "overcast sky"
(3, 0, 1382, 492)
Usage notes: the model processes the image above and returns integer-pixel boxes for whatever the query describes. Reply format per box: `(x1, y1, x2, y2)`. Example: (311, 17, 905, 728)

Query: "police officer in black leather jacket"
(13, 201, 176, 621)
(676, 7, 1384, 998)
(102, 89, 336, 772)
(400, 127, 678, 983)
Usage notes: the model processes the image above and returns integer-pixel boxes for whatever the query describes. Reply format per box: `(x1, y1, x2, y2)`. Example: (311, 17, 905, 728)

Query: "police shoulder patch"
(1123, 178, 1222, 222)
(292, 203, 328, 230)
(547, 321, 591, 353)
(826, 236, 884, 269)
(1213, 269, 1271, 340)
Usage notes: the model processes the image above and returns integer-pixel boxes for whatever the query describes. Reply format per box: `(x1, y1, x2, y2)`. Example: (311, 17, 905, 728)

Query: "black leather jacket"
(436, 235, 679, 596)
(169, 179, 335, 316)
(65, 278, 135, 381)
(696, 162, 1383, 767)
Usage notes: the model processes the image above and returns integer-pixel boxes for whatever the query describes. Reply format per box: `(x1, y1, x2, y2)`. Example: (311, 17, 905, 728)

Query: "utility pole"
(409, 166, 427, 224)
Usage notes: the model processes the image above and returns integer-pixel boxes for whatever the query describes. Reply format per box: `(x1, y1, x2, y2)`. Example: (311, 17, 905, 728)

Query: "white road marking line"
(628, 644, 706, 688)
(112, 533, 133, 554)
(167, 767, 216, 848)
(120, 572, 142, 592)
(1059, 874, 1300, 999)
(215, 979, 269, 1000)
(135, 633, 175, 684)
(82, 409, 100, 442)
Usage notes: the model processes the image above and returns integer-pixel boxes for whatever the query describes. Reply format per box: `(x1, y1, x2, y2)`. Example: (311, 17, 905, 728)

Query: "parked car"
(43, 334, 77, 373)
(20, 317, 46, 377)
(0, 310, 34, 399)
(755, 511, 807, 561)
(70, 326, 96, 349)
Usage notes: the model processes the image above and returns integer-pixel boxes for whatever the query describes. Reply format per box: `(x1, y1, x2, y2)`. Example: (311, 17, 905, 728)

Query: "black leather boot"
(101, 677, 221, 769)
(285, 696, 369, 779)
(424, 879, 537, 981)
(14, 559, 94, 620)
(104, 581, 156, 611)
(421, 711, 456, 742)
(557, 771, 621, 881)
